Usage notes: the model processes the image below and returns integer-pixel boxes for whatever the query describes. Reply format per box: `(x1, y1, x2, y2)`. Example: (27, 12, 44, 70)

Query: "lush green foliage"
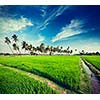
(0, 56, 81, 92)
(83, 56, 100, 70)
(0, 65, 56, 94)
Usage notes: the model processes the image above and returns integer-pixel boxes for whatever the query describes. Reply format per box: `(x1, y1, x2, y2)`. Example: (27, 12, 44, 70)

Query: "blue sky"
(0, 5, 100, 53)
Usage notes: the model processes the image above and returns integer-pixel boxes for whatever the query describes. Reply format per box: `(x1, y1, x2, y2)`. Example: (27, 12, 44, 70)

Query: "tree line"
(4, 34, 100, 56)
(4, 34, 73, 55)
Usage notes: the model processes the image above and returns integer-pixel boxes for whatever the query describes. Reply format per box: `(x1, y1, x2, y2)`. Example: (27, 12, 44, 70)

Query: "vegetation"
(83, 56, 100, 70)
(0, 55, 90, 93)
(5, 37, 14, 54)
(0, 65, 56, 94)
(4, 34, 74, 55)
(1, 34, 99, 94)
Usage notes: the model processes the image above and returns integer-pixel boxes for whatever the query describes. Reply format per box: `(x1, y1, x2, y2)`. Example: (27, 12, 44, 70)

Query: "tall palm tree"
(75, 49, 77, 51)
(45, 45, 51, 54)
(70, 50, 73, 55)
(22, 41, 26, 54)
(82, 50, 85, 55)
(67, 46, 70, 51)
(56, 46, 60, 53)
(12, 34, 18, 42)
(48, 46, 52, 55)
(12, 43, 20, 54)
(22, 41, 26, 49)
(12, 34, 21, 54)
(40, 43, 45, 53)
(5, 37, 14, 54)
(60, 46, 63, 53)
(28, 44, 33, 51)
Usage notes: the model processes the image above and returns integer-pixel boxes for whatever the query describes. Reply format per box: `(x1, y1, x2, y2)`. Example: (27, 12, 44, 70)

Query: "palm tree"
(5, 37, 14, 54)
(75, 49, 77, 51)
(60, 46, 63, 53)
(70, 50, 73, 55)
(67, 46, 70, 51)
(60, 46, 63, 50)
(28, 44, 33, 54)
(82, 50, 85, 55)
(28, 44, 33, 51)
(22, 41, 26, 49)
(22, 41, 26, 54)
(40, 43, 45, 53)
(12, 34, 21, 54)
(12, 43, 20, 54)
(12, 34, 18, 42)
(22, 41, 30, 54)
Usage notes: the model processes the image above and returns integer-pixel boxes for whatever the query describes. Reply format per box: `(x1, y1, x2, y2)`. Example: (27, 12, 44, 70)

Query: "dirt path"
(81, 59, 100, 94)
(0, 64, 69, 94)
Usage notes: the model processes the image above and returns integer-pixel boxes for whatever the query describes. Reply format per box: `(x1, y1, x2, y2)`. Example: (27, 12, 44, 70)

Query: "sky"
(0, 5, 100, 53)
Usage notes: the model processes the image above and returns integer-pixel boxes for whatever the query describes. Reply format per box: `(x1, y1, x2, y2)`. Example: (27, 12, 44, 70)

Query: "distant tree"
(67, 46, 70, 51)
(75, 49, 77, 51)
(56, 46, 60, 53)
(49, 46, 54, 55)
(22, 41, 27, 49)
(40, 43, 45, 53)
(96, 52, 100, 55)
(12, 34, 21, 54)
(60, 46, 63, 50)
(5, 37, 14, 54)
(82, 50, 85, 55)
(28, 44, 32, 51)
(60, 46, 63, 53)
(12, 34, 18, 42)
(12, 43, 20, 54)
(45, 45, 50, 53)
(70, 50, 73, 54)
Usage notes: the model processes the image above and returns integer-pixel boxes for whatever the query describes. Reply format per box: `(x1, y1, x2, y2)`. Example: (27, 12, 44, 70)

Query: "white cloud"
(55, 6, 70, 17)
(33, 34, 45, 46)
(18, 33, 45, 47)
(37, 6, 70, 31)
(79, 42, 100, 53)
(40, 6, 48, 17)
(68, 19, 83, 28)
(41, 9, 47, 17)
(52, 19, 84, 42)
(39, 22, 49, 30)
(0, 16, 33, 34)
(0, 36, 15, 53)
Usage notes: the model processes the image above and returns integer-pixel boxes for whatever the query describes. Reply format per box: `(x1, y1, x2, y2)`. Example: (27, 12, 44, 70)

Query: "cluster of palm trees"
(21, 42, 73, 55)
(5, 34, 74, 55)
(5, 34, 21, 54)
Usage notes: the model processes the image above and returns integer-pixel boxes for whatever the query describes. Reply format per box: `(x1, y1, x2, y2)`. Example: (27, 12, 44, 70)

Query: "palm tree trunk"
(8, 44, 14, 54)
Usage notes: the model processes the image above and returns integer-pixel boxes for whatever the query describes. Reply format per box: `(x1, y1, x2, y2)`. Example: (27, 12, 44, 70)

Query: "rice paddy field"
(1, 55, 99, 94)
(0, 65, 56, 94)
(83, 56, 100, 70)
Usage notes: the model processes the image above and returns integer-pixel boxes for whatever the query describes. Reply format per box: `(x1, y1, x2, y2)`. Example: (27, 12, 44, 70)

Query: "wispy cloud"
(0, 16, 33, 35)
(52, 19, 84, 42)
(37, 6, 70, 31)
(40, 6, 48, 17)
(33, 34, 45, 46)
(19, 33, 45, 47)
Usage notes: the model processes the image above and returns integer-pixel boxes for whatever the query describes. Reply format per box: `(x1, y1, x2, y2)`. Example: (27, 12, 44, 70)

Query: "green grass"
(0, 56, 82, 93)
(83, 56, 100, 70)
(0, 65, 56, 94)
